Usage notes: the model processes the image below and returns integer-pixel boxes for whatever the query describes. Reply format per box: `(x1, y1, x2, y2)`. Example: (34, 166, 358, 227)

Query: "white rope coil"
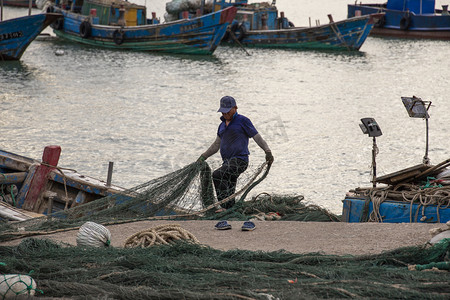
(76, 221, 111, 248)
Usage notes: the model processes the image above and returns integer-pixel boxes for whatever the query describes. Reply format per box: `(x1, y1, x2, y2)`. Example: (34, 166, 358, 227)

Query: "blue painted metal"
(215, 0, 381, 51)
(0, 13, 61, 60)
(342, 197, 450, 223)
(49, 0, 237, 55)
(1, 0, 36, 7)
(348, 0, 450, 39)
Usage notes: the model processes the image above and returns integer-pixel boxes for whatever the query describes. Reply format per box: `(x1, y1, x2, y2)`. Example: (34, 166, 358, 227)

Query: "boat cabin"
(213, 0, 293, 30)
(54, 0, 158, 26)
(386, 0, 436, 14)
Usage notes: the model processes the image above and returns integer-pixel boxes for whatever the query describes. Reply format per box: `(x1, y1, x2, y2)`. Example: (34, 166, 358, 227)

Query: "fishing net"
(0, 237, 448, 299)
(0, 160, 339, 243)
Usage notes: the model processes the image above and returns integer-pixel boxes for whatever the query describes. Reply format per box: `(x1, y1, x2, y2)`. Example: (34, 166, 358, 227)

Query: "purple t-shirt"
(217, 113, 258, 162)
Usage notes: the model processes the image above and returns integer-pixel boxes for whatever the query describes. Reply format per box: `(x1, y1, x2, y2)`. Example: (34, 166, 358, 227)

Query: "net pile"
(0, 238, 448, 299)
(0, 161, 339, 243)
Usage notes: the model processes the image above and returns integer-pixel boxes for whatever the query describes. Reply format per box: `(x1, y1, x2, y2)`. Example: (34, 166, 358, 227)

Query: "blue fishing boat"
(348, 0, 450, 39)
(0, 13, 60, 60)
(48, 0, 237, 55)
(211, 0, 382, 51)
(342, 158, 450, 223)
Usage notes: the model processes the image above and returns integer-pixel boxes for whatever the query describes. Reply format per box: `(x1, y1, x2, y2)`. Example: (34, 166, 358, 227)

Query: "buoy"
(0, 274, 37, 298)
(55, 49, 65, 56)
(76, 221, 111, 248)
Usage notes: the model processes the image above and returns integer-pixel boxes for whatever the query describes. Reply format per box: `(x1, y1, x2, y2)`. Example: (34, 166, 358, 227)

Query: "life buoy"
(112, 29, 125, 45)
(51, 17, 64, 30)
(79, 21, 92, 38)
(399, 15, 411, 30)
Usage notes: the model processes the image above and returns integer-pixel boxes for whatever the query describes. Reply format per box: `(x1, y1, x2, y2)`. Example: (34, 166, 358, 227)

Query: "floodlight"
(359, 118, 382, 187)
(401, 96, 432, 164)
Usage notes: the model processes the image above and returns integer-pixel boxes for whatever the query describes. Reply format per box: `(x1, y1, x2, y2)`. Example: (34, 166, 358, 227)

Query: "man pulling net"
(198, 96, 274, 230)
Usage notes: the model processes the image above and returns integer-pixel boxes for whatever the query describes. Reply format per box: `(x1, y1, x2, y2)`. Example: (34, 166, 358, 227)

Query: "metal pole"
(1, 0, 3, 22)
(28, 0, 32, 16)
(372, 137, 377, 188)
(423, 118, 429, 164)
(106, 161, 114, 186)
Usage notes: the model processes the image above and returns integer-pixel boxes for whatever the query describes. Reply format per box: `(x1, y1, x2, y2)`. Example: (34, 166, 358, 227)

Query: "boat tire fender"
(288, 21, 295, 28)
(400, 15, 411, 30)
(113, 29, 125, 45)
(80, 21, 92, 38)
(46, 6, 54, 13)
(236, 24, 246, 41)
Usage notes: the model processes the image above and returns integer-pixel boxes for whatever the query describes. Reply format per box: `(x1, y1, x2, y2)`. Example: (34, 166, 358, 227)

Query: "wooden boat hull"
(231, 14, 382, 51)
(0, 13, 61, 60)
(342, 197, 450, 223)
(0, 147, 127, 220)
(50, 6, 237, 55)
(348, 3, 450, 40)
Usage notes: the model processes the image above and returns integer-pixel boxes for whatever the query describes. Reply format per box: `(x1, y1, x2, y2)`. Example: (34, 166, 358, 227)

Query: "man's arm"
(253, 133, 274, 165)
(199, 136, 221, 160)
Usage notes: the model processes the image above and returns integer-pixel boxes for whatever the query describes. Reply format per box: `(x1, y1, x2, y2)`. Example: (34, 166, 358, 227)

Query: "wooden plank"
(0, 172, 27, 184)
(22, 146, 61, 211)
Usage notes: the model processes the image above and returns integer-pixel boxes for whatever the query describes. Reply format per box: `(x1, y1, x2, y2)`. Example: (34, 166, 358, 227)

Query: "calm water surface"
(1, 1, 450, 214)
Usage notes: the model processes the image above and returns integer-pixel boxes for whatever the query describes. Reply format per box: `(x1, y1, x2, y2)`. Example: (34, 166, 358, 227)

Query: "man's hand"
(265, 151, 274, 165)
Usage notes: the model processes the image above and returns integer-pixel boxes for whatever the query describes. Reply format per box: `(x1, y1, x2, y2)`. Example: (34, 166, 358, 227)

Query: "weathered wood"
(22, 145, 61, 211)
(0, 172, 27, 184)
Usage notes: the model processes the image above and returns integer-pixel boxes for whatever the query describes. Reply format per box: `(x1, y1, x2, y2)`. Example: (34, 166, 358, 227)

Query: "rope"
(123, 224, 199, 248)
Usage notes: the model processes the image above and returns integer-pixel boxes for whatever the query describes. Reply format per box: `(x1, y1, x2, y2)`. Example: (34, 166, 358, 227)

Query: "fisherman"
(198, 96, 274, 230)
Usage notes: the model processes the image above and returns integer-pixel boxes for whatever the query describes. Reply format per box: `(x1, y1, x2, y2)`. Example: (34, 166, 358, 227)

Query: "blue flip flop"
(215, 220, 231, 230)
(241, 221, 256, 231)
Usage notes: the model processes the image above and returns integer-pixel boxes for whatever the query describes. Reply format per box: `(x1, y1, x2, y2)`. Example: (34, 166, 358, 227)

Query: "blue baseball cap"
(218, 96, 236, 113)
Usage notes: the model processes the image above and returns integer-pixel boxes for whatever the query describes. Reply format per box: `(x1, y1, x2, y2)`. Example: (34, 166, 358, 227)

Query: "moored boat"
(0, 13, 61, 60)
(48, 0, 237, 55)
(178, 0, 383, 51)
(348, 0, 450, 40)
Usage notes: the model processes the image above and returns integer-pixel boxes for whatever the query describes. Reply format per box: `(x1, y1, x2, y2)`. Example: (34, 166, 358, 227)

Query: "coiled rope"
(124, 224, 199, 248)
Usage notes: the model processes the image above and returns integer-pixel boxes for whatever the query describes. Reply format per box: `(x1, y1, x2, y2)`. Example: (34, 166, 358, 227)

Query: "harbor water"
(1, 0, 450, 214)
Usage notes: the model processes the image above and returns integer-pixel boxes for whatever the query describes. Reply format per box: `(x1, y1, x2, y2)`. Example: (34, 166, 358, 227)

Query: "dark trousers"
(213, 158, 248, 209)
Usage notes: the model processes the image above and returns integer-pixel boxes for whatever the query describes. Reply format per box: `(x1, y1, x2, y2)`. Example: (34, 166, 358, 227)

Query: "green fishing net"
(0, 161, 339, 242)
(0, 238, 448, 299)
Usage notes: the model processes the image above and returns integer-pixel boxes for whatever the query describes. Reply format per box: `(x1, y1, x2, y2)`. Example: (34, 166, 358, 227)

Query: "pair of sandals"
(215, 220, 255, 231)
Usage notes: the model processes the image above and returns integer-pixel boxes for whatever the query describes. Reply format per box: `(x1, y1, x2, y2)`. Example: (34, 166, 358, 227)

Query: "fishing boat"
(0, 146, 127, 221)
(342, 163, 450, 223)
(171, 0, 383, 51)
(0, 12, 60, 60)
(347, 0, 450, 39)
(47, 0, 237, 55)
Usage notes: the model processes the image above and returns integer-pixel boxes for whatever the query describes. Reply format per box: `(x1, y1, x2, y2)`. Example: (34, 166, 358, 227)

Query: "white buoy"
(54, 49, 65, 56)
(77, 221, 111, 247)
(0, 274, 37, 298)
